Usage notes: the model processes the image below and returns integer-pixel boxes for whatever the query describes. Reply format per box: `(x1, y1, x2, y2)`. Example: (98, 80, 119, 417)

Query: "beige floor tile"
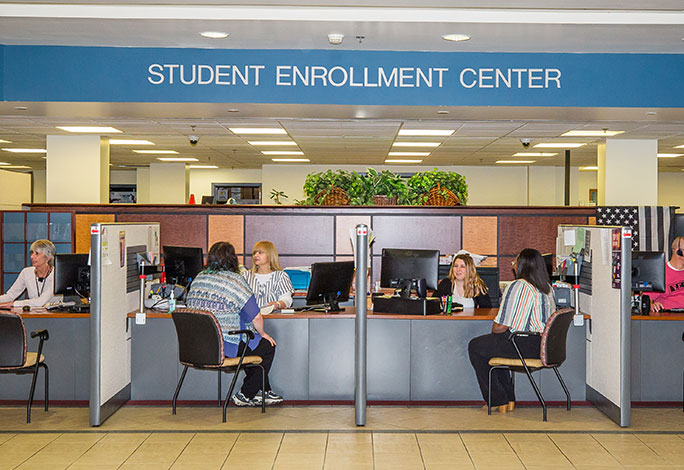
(172, 452, 228, 466)
(278, 432, 327, 454)
(420, 452, 474, 466)
(469, 453, 525, 469)
(145, 432, 194, 444)
(118, 464, 171, 470)
(324, 463, 374, 470)
(68, 465, 121, 470)
(373, 432, 420, 454)
(222, 452, 275, 467)
(417, 433, 468, 453)
(273, 452, 325, 469)
(374, 452, 425, 468)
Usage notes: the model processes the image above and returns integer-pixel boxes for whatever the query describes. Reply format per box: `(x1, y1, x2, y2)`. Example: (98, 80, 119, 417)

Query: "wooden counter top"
(9, 307, 90, 319)
(631, 313, 684, 321)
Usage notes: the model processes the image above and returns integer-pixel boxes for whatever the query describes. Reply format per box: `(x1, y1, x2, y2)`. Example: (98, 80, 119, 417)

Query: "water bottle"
(168, 289, 176, 313)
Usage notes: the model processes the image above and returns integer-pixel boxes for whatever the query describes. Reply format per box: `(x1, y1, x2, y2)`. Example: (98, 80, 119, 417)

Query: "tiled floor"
(0, 406, 682, 469)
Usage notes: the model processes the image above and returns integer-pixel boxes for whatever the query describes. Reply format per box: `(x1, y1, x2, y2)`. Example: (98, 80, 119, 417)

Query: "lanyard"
(34, 268, 51, 297)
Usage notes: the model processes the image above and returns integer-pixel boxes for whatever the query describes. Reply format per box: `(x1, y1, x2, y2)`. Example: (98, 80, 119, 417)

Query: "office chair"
(170, 308, 265, 422)
(0, 312, 49, 423)
(488, 307, 574, 422)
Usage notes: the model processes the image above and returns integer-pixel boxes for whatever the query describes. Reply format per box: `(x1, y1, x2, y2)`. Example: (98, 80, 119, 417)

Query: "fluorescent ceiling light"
(561, 130, 624, 137)
(674, 144, 684, 149)
(200, 31, 229, 39)
(157, 157, 199, 162)
(657, 153, 683, 158)
(262, 150, 304, 156)
(580, 166, 598, 171)
(392, 142, 440, 147)
(0, 165, 31, 169)
(534, 143, 586, 148)
(133, 150, 178, 154)
(229, 127, 287, 135)
(442, 34, 470, 42)
(398, 129, 454, 136)
(188, 165, 218, 169)
(0, 139, 11, 144)
(513, 152, 557, 157)
(385, 159, 423, 164)
(272, 158, 310, 162)
(0, 162, 10, 165)
(109, 139, 155, 145)
(57, 126, 122, 133)
(2, 148, 47, 153)
(496, 160, 535, 164)
(388, 151, 430, 157)
(248, 141, 297, 146)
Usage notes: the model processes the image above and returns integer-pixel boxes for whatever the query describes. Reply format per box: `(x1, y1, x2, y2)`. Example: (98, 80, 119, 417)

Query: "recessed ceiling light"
(262, 151, 304, 156)
(2, 148, 47, 153)
(496, 160, 535, 164)
(398, 129, 454, 136)
(645, 111, 657, 116)
(513, 152, 557, 157)
(133, 150, 179, 154)
(0, 139, 11, 143)
(534, 143, 586, 148)
(229, 127, 287, 135)
(110, 139, 155, 145)
(437, 110, 449, 115)
(227, 109, 240, 113)
(580, 166, 598, 171)
(272, 158, 310, 162)
(1, 165, 31, 169)
(442, 34, 471, 42)
(385, 159, 423, 164)
(200, 31, 229, 39)
(57, 126, 122, 133)
(188, 165, 218, 169)
(0, 162, 10, 165)
(562, 130, 623, 137)
(157, 157, 199, 162)
(393, 142, 440, 147)
(675, 144, 684, 148)
(388, 151, 430, 157)
(657, 153, 683, 158)
(328, 33, 344, 45)
(248, 141, 297, 146)
(14, 106, 27, 111)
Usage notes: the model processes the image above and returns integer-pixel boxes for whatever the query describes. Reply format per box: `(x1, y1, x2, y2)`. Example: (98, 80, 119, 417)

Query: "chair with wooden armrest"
(488, 307, 574, 422)
(0, 312, 49, 423)
(170, 308, 265, 422)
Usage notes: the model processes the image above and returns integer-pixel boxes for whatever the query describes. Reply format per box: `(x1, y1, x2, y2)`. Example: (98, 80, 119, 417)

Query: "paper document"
(260, 304, 275, 316)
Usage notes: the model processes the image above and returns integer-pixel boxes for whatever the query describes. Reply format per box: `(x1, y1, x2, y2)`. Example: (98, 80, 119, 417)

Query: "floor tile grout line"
(458, 432, 476, 469)
(412, 432, 426, 470)
(321, 432, 329, 470)
(63, 432, 107, 470)
(219, 431, 239, 470)
(543, 432, 578, 470)
(502, 432, 529, 469)
(8, 431, 62, 470)
(167, 431, 194, 470)
(589, 432, 627, 469)
(114, 431, 153, 469)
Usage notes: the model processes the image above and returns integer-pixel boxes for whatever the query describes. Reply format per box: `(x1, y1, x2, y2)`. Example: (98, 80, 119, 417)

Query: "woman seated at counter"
(0, 239, 61, 308)
(243, 240, 294, 312)
(436, 253, 492, 308)
(186, 241, 284, 406)
(468, 248, 555, 413)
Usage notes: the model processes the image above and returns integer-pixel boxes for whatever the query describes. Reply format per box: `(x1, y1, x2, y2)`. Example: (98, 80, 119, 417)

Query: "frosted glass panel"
(26, 212, 48, 241)
(49, 212, 72, 242)
(3, 212, 25, 242)
(3, 243, 26, 272)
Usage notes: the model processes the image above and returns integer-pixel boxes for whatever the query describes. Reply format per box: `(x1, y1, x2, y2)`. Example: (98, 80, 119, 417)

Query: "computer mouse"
(22, 305, 31, 312)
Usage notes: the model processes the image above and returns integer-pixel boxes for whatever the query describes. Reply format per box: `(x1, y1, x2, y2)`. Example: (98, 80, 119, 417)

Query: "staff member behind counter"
(646, 236, 684, 313)
(243, 241, 294, 311)
(0, 239, 61, 309)
(436, 253, 492, 308)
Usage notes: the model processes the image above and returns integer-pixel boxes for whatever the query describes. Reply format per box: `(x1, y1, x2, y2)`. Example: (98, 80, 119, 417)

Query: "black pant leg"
(237, 338, 276, 399)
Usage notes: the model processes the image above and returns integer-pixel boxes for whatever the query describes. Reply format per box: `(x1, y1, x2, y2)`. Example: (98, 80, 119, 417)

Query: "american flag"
(596, 206, 676, 252)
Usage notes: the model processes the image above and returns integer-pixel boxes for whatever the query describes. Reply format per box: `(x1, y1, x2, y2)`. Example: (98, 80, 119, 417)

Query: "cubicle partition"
(89, 222, 160, 426)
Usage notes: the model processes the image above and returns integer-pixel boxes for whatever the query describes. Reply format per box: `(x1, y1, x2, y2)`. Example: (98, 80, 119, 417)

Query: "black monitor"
(163, 246, 204, 287)
(54, 254, 90, 298)
(201, 196, 215, 204)
(380, 248, 440, 293)
(305, 261, 355, 311)
(541, 253, 554, 277)
(632, 251, 666, 292)
(476, 266, 500, 308)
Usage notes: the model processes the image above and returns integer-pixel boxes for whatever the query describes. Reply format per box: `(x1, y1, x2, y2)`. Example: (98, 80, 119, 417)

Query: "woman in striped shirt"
(468, 248, 555, 413)
(243, 241, 294, 311)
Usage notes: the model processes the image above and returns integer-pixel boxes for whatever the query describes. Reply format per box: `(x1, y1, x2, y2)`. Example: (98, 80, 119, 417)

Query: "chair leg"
(487, 366, 494, 415)
(259, 364, 266, 414)
(26, 364, 42, 424)
(520, 366, 546, 421)
(172, 365, 189, 415)
(223, 366, 243, 423)
(218, 370, 222, 407)
(553, 367, 571, 411)
(41, 363, 49, 412)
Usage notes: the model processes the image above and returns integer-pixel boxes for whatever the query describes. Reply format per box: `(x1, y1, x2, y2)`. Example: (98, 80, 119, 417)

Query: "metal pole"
(619, 227, 632, 427)
(354, 224, 368, 426)
(564, 149, 571, 206)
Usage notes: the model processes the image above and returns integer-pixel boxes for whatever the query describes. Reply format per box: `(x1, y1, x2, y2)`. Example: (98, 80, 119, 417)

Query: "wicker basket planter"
(314, 186, 350, 205)
(425, 182, 461, 206)
(371, 195, 398, 206)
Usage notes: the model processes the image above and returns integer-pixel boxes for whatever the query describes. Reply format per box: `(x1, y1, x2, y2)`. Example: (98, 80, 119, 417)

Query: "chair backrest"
(0, 312, 27, 368)
(171, 308, 224, 367)
(540, 307, 575, 367)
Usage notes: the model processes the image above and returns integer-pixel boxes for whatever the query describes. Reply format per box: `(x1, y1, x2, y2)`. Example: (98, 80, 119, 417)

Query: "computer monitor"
(632, 251, 666, 292)
(476, 266, 500, 308)
(54, 254, 90, 298)
(541, 253, 554, 277)
(163, 246, 204, 287)
(201, 196, 215, 204)
(305, 261, 355, 311)
(380, 248, 440, 292)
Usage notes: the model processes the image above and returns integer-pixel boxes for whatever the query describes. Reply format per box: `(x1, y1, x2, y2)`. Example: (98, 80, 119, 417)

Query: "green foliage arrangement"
(407, 169, 468, 205)
(269, 189, 288, 205)
(302, 169, 365, 205)
(363, 168, 409, 205)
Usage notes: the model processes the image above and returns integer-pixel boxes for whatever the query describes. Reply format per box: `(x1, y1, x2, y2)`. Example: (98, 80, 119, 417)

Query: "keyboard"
(662, 308, 684, 313)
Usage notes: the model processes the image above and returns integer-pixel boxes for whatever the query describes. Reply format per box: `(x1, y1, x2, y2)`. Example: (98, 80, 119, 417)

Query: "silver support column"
(354, 224, 369, 426)
(619, 226, 632, 427)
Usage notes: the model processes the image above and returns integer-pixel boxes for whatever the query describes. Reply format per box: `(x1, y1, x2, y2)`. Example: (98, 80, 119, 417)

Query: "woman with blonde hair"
(0, 239, 61, 308)
(436, 253, 491, 308)
(243, 240, 294, 311)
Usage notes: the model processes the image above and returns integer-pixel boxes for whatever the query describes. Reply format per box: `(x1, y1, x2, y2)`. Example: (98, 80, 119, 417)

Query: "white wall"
(149, 163, 187, 204)
(188, 168, 262, 202)
(110, 170, 136, 184)
(578, 170, 598, 206)
(599, 139, 658, 206)
(658, 172, 684, 213)
(32, 169, 46, 204)
(136, 168, 150, 204)
(0, 170, 32, 209)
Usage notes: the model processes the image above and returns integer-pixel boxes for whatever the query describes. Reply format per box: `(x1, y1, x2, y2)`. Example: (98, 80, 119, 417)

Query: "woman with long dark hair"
(467, 248, 554, 413)
(186, 241, 283, 406)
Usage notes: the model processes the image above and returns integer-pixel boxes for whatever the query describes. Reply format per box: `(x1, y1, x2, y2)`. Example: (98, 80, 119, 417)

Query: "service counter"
(2, 308, 681, 405)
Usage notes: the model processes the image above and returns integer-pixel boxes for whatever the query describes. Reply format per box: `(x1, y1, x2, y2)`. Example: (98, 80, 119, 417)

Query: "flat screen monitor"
(380, 248, 440, 291)
(305, 261, 355, 311)
(201, 196, 215, 204)
(632, 251, 666, 292)
(541, 253, 554, 277)
(163, 246, 204, 286)
(476, 266, 500, 308)
(54, 253, 90, 298)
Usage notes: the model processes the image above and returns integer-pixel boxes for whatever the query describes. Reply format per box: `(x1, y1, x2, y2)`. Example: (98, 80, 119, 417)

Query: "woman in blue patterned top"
(186, 241, 283, 406)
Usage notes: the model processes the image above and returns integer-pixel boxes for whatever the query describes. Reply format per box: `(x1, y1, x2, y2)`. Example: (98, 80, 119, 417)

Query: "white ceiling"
(1, 1, 683, 172)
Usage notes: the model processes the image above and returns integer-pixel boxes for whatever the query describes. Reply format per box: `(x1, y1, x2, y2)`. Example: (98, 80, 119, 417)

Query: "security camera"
(188, 135, 199, 145)
(520, 138, 531, 148)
